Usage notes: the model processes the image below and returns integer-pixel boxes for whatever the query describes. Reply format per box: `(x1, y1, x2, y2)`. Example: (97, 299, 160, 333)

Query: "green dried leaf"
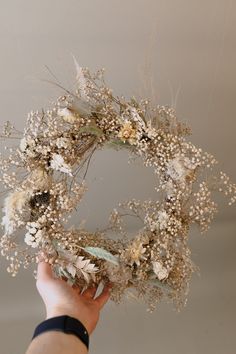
(57, 267, 76, 285)
(81, 246, 119, 265)
(78, 125, 103, 137)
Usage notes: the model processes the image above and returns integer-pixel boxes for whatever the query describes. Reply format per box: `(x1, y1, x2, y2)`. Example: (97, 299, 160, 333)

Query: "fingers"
(72, 283, 83, 294)
(95, 283, 112, 309)
(81, 286, 98, 299)
(37, 261, 54, 282)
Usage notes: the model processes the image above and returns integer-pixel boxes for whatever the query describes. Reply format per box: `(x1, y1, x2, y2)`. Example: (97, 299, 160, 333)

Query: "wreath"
(0, 59, 235, 313)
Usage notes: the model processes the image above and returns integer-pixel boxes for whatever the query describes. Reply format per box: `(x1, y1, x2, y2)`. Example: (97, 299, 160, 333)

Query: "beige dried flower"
(125, 240, 147, 267)
(118, 121, 138, 145)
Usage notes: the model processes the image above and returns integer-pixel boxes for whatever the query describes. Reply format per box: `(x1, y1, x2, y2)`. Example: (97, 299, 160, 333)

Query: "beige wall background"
(0, 1, 235, 353)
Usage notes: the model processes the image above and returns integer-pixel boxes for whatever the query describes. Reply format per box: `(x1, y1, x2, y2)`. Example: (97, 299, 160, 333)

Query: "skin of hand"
(36, 261, 113, 335)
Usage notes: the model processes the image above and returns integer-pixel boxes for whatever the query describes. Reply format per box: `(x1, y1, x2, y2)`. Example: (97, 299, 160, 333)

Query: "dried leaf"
(75, 256, 99, 273)
(81, 246, 119, 265)
(78, 125, 103, 137)
(66, 264, 77, 278)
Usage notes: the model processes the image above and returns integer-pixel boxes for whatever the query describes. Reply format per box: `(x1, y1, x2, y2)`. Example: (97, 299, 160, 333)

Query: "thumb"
(37, 261, 54, 282)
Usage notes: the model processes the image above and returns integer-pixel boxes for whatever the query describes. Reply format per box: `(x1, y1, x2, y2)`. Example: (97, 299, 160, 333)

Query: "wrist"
(46, 307, 81, 321)
(46, 307, 91, 334)
(31, 316, 89, 353)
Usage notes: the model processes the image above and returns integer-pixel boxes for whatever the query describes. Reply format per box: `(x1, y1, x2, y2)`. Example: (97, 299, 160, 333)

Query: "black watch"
(32, 315, 89, 350)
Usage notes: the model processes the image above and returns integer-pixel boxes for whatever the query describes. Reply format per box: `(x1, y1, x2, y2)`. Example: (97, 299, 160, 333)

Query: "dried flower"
(166, 155, 197, 182)
(125, 240, 147, 267)
(50, 154, 73, 176)
(19, 137, 37, 158)
(118, 121, 138, 145)
(57, 108, 78, 124)
(152, 261, 169, 280)
(2, 190, 31, 235)
(55, 137, 71, 149)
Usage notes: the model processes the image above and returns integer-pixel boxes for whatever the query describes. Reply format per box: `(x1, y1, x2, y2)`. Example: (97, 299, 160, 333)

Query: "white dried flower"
(26, 221, 40, 232)
(55, 137, 71, 149)
(19, 137, 36, 156)
(24, 232, 37, 248)
(19, 138, 28, 152)
(143, 121, 158, 139)
(24, 222, 45, 248)
(152, 261, 169, 280)
(157, 210, 169, 230)
(129, 106, 146, 130)
(144, 210, 169, 232)
(50, 154, 73, 176)
(57, 108, 77, 124)
(24, 230, 44, 248)
(1, 190, 31, 235)
(166, 155, 197, 182)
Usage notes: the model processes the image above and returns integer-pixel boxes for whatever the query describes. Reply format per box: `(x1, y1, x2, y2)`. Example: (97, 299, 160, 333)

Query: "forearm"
(25, 331, 88, 354)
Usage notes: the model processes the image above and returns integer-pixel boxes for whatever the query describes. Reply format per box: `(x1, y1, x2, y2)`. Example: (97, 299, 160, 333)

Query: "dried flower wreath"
(0, 59, 235, 312)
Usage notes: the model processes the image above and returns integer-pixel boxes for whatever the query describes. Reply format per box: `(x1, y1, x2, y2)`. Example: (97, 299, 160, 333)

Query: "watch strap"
(32, 315, 89, 350)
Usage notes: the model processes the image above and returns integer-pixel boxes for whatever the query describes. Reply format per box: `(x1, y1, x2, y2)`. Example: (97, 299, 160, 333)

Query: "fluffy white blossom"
(19, 138, 28, 152)
(129, 106, 146, 130)
(145, 210, 169, 232)
(19, 137, 36, 152)
(152, 261, 169, 280)
(24, 222, 45, 248)
(19, 137, 37, 157)
(57, 108, 77, 124)
(55, 137, 71, 149)
(166, 155, 197, 182)
(156, 210, 169, 230)
(1, 190, 31, 235)
(50, 154, 73, 176)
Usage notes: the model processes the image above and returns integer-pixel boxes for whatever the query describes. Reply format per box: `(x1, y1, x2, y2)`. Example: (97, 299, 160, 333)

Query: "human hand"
(36, 261, 112, 335)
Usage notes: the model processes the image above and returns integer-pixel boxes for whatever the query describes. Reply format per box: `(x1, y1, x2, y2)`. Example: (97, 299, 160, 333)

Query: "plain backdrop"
(0, 1, 235, 353)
